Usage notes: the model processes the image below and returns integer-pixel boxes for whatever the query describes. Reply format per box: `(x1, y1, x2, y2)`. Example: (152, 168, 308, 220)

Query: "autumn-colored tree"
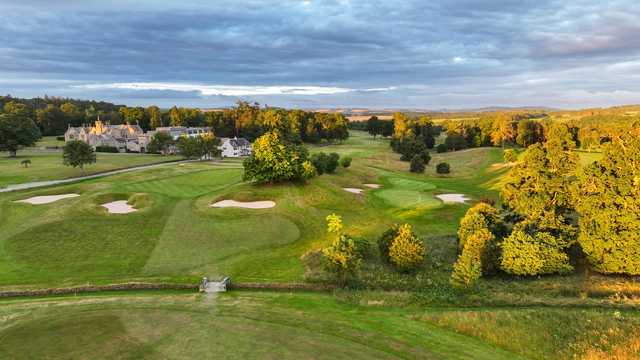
(503, 149, 517, 163)
(451, 228, 495, 287)
(242, 131, 316, 183)
(575, 131, 640, 275)
(388, 224, 425, 272)
(322, 213, 360, 285)
(501, 227, 573, 276)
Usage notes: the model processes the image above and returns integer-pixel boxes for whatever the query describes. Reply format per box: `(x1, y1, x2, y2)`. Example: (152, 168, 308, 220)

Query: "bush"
(340, 156, 352, 168)
(388, 224, 425, 272)
(500, 229, 573, 276)
(311, 152, 340, 174)
(409, 155, 425, 173)
(503, 149, 517, 162)
(436, 162, 450, 174)
(420, 150, 431, 165)
(436, 143, 448, 153)
(352, 236, 371, 258)
(95, 145, 119, 153)
(378, 225, 400, 263)
(326, 152, 340, 173)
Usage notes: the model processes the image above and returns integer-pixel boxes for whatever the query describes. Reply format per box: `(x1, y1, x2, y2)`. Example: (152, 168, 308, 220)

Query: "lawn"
(0, 149, 182, 188)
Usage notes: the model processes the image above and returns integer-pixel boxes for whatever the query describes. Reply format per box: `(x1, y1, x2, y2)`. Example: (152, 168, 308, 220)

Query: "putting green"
(375, 189, 441, 209)
(387, 177, 436, 191)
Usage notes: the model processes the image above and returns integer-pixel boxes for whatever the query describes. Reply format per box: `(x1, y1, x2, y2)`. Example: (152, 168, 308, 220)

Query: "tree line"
(0, 96, 349, 144)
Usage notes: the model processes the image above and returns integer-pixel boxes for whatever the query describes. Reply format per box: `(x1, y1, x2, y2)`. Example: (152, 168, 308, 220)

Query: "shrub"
(311, 152, 329, 175)
(388, 224, 425, 272)
(326, 152, 340, 173)
(322, 235, 360, 285)
(503, 149, 517, 162)
(500, 229, 573, 276)
(409, 155, 425, 173)
(451, 228, 495, 288)
(95, 145, 119, 153)
(420, 150, 431, 165)
(378, 225, 400, 263)
(340, 156, 352, 168)
(436, 162, 450, 174)
(436, 143, 448, 153)
(352, 236, 371, 258)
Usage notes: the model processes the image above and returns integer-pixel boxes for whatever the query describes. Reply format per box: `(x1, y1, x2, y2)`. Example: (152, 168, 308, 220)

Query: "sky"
(1, 0, 639, 110)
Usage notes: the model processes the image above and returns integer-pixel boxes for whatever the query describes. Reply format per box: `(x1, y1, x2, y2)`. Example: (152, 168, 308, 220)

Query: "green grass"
(0, 292, 524, 359)
(0, 150, 182, 188)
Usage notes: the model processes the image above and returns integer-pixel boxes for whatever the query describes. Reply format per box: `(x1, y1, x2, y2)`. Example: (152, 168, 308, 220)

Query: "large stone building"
(64, 121, 149, 152)
(65, 121, 252, 157)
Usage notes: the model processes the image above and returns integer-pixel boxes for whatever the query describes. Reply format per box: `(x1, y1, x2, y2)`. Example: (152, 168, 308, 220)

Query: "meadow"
(0, 131, 637, 359)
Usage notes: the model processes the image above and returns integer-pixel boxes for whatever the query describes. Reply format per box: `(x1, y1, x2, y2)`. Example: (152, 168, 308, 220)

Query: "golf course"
(0, 131, 637, 359)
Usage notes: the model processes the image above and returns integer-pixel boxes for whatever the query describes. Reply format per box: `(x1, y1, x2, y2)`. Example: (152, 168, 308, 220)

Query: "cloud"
(0, 0, 639, 108)
(75, 82, 394, 96)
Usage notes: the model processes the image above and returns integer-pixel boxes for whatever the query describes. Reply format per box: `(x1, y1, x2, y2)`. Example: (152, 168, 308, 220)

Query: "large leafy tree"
(242, 131, 316, 183)
(0, 105, 41, 157)
(500, 125, 578, 275)
(575, 131, 640, 275)
(62, 140, 96, 174)
(147, 132, 175, 155)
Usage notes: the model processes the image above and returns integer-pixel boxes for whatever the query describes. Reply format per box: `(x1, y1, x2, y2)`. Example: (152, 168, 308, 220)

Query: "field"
(0, 131, 638, 359)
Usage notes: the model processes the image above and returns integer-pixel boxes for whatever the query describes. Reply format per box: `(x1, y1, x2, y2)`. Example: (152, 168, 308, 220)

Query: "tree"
(436, 144, 448, 153)
(60, 102, 82, 126)
(146, 106, 162, 129)
(491, 115, 516, 147)
(322, 213, 360, 285)
(574, 132, 640, 275)
(420, 150, 431, 165)
(410, 155, 425, 173)
(199, 132, 221, 160)
(147, 132, 174, 155)
(242, 131, 315, 183)
(388, 224, 425, 272)
(451, 228, 495, 287)
(21, 159, 31, 168)
(516, 120, 543, 147)
(176, 136, 201, 159)
(340, 156, 352, 168)
(367, 116, 381, 138)
(451, 203, 506, 287)
(0, 111, 41, 157)
(436, 162, 450, 174)
(311, 152, 329, 175)
(444, 133, 467, 151)
(62, 140, 96, 175)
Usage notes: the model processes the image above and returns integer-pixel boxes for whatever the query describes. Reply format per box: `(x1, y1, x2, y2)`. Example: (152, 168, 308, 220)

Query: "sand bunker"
(363, 184, 381, 189)
(17, 194, 80, 205)
(343, 187, 364, 194)
(102, 200, 138, 214)
(435, 194, 470, 204)
(211, 200, 276, 209)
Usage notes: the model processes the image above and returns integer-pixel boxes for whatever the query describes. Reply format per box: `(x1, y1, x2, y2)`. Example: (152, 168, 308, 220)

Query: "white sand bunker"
(364, 184, 382, 189)
(102, 200, 138, 214)
(17, 194, 80, 205)
(343, 187, 364, 194)
(211, 200, 276, 209)
(435, 194, 470, 204)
